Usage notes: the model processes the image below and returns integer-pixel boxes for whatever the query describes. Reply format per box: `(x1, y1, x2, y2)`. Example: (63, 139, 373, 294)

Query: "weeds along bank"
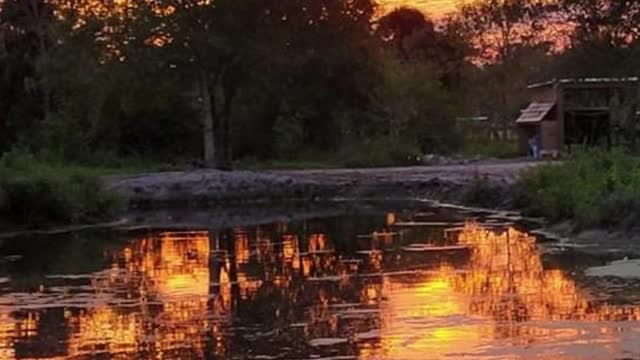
(8, 145, 622, 231)
(515, 149, 640, 229)
(0, 151, 123, 227)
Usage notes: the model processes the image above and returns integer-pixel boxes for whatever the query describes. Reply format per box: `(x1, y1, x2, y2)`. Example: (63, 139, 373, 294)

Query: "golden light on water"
(0, 311, 16, 359)
(0, 216, 638, 358)
(65, 231, 214, 358)
(371, 274, 484, 359)
(360, 222, 640, 358)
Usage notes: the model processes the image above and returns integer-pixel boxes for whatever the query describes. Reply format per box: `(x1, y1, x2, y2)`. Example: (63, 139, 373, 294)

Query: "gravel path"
(106, 160, 542, 207)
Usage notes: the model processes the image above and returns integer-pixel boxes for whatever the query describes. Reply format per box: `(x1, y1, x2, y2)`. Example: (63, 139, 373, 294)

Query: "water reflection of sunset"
(362, 222, 640, 359)
(0, 212, 639, 359)
(67, 231, 214, 358)
(369, 274, 486, 359)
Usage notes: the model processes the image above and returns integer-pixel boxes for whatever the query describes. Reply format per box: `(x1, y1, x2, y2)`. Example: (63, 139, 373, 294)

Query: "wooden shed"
(516, 77, 640, 156)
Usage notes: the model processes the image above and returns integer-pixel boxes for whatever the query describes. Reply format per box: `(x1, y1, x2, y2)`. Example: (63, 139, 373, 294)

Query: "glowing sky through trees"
(379, 0, 466, 17)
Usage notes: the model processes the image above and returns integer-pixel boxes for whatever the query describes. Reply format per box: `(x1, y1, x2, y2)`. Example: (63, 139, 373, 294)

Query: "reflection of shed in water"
(516, 78, 640, 156)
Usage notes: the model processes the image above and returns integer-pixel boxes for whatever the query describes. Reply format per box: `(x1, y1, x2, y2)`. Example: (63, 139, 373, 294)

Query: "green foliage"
(0, 150, 123, 227)
(1, 0, 464, 169)
(272, 113, 307, 159)
(9, 0, 640, 171)
(461, 173, 505, 208)
(516, 148, 640, 227)
(238, 136, 422, 169)
(461, 141, 521, 159)
(372, 55, 461, 154)
(340, 136, 422, 168)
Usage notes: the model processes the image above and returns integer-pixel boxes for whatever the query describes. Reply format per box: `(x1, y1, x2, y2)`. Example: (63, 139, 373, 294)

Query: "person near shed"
(528, 135, 540, 160)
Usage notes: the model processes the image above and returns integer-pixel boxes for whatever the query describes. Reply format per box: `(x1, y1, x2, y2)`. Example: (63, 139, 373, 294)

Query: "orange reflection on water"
(0, 311, 16, 359)
(452, 223, 590, 322)
(308, 233, 329, 253)
(364, 222, 640, 359)
(234, 231, 251, 265)
(1, 216, 639, 359)
(371, 273, 485, 359)
(67, 231, 214, 358)
(66, 308, 144, 357)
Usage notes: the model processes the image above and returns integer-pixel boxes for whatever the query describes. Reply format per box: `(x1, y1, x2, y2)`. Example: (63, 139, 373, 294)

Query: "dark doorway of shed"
(517, 125, 539, 156)
(565, 111, 611, 151)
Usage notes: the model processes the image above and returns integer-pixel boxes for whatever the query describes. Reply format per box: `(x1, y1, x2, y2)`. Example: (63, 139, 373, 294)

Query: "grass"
(0, 150, 124, 227)
(515, 148, 640, 228)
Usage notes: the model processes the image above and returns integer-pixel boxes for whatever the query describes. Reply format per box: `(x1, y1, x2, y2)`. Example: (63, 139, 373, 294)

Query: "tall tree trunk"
(28, 0, 52, 123)
(220, 84, 236, 170)
(199, 71, 216, 167)
(38, 38, 51, 123)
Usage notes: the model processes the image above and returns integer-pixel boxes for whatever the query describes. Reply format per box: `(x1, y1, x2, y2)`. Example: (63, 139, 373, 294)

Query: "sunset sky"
(379, 0, 466, 17)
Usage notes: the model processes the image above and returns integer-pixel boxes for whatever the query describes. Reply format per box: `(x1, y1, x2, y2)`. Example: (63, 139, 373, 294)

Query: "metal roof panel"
(516, 102, 555, 124)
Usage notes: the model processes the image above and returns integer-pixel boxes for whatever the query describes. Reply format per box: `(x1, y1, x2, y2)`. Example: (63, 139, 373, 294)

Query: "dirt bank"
(106, 160, 540, 208)
(539, 221, 640, 258)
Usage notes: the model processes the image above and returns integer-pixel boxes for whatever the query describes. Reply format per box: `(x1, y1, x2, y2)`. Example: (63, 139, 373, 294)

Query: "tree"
(456, 0, 555, 63)
(376, 7, 471, 90)
(465, 45, 552, 140)
(135, 0, 380, 167)
(0, 0, 468, 165)
(1, 0, 55, 123)
(377, 7, 430, 56)
(550, 0, 640, 77)
(262, 0, 377, 152)
(373, 54, 458, 152)
(127, 0, 248, 169)
(561, 0, 640, 47)
(452, 0, 555, 139)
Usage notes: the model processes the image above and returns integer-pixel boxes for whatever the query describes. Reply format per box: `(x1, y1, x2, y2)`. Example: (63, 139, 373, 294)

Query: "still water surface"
(0, 205, 639, 359)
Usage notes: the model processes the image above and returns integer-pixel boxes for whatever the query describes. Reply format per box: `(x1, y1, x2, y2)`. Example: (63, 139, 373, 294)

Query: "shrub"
(272, 114, 306, 159)
(0, 150, 123, 227)
(515, 148, 640, 227)
(340, 136, 422, 168)
(599, 191, 640, 227)
(461, 173, 506, 208)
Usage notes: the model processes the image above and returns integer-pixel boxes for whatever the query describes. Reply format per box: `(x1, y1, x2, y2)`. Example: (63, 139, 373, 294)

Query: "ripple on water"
(0, 207, 638, 359)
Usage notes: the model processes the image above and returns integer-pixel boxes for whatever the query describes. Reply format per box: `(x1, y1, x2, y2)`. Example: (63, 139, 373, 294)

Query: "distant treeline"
(2, 0, 640, 168)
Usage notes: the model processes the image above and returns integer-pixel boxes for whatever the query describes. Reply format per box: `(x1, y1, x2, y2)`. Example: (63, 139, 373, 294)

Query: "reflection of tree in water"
(360, 222, 640, 359)
(1, 215, 640, 359)
(65, 231, 218, 358)
(0, 311, 38, 359)
(0, 218, 383, 358)
(452, 223, 640, 323)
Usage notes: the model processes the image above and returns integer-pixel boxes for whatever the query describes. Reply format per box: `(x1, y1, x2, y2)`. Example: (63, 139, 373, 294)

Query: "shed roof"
(528, 77, 640, 89)
(516, 102, 555, 124)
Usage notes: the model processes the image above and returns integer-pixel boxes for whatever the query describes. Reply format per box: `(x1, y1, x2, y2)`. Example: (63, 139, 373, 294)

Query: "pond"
(0, 204, 639, 359)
